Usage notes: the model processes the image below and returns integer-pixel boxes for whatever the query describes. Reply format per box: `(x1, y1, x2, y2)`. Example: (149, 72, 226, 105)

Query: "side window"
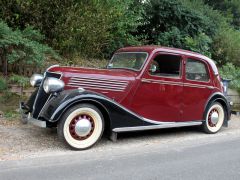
(186, 58, 209, 82)
(149, 54, 181, 78)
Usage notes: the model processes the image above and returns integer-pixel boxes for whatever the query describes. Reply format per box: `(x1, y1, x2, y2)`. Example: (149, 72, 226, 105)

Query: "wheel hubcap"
(75, 119, 92, 137)
(208, 109, 219, 127)
(69, 114, 95, 140)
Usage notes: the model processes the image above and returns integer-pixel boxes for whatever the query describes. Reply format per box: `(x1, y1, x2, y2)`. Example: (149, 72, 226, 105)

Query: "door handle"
(207, 86, 214, 90)
(141, 79, 152, 83)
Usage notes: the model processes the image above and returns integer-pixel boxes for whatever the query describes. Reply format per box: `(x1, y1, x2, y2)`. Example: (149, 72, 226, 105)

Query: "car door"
(182, 56, 213, 121)
(130, 52, 183, 122)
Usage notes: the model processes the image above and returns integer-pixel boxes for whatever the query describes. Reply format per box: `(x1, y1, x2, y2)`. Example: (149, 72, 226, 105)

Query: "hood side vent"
(67, 77, 129, 92)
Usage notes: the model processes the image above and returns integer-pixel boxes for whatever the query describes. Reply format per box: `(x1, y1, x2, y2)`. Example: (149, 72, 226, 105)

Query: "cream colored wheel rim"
(63, 107, 103, 149)
(206, 104, 224, 133)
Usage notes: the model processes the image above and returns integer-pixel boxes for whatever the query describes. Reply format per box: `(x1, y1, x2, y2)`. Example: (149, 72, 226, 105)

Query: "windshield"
(107, 52, 148, 71)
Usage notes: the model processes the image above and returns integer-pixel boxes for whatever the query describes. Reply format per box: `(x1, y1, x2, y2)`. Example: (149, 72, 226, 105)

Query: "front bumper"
(19, 102, 46, 128)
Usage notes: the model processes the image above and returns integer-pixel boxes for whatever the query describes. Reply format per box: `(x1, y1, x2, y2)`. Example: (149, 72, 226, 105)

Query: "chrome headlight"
(30, 74, 44, 87)
(43, 77, 65, 94)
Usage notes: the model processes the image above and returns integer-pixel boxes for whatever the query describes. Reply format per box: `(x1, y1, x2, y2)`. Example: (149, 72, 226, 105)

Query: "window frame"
(107, 52, 149, 72)
(185, 57, 211, 83)
(147, 53, 183, 79)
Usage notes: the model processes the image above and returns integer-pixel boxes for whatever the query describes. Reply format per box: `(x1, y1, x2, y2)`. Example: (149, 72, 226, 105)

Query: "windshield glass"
(107, 52, 148, 71)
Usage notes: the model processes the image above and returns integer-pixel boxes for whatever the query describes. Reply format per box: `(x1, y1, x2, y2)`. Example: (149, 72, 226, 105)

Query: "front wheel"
(58, 104, 104, 150)
(202, 102, 225, 134)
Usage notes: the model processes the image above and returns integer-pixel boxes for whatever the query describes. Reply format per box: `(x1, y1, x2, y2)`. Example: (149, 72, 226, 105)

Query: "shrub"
(219, 63, 240, 93)
(9, 74, 29, 88)
(0, 77, 7, 92)
(0, 20, 60, 75)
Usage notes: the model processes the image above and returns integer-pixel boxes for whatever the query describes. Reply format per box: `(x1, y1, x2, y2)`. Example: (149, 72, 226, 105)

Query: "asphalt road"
(1, 131, 240, 180)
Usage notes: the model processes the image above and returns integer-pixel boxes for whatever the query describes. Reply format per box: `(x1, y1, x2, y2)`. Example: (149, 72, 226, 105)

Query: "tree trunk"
(0, 48, 8, 76)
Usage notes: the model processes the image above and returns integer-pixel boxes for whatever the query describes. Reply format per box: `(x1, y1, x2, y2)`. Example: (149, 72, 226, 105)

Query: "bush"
(0, 20, 60, 75)
(0, 77, 7, 92)
(9, 74, 29, 88)
(219, 63, 240, 93)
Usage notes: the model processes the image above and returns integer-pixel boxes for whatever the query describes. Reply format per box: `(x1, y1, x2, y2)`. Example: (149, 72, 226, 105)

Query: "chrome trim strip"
(141, 78, 182, 86)
(113, 121, 203, 133)
(142, 117, 176, 125)
(71, 76, 128, 84)
(69, 79, 128, 86)
(183, 83, 214, 89)
(68, 80, 127, 88)
(141, 78, 214, 89)
(68, 83, 126, 90)
(66, 84, 124, 92)
(46, 64, 59, 72)
(37, 94, 52, 119)
(68, 81, 126, 88)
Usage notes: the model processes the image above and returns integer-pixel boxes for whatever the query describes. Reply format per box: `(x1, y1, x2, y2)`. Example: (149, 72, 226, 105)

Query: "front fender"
(39, 89, 152, 129)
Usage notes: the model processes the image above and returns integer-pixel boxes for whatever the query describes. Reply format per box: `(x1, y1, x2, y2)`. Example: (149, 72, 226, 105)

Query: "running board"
(113, 121, 203, 133)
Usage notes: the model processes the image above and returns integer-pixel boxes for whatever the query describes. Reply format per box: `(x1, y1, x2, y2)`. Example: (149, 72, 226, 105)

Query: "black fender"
(39, 89, 153, 130)
(204, 92, 231, 127)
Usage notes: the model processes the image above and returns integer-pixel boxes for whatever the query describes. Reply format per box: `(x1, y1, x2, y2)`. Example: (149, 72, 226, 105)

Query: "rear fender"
(204, 92, 231, 127)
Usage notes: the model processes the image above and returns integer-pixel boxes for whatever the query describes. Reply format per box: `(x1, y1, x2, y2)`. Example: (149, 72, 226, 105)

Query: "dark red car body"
(48, 46, 227, 123)
(21, 46, 231, 149)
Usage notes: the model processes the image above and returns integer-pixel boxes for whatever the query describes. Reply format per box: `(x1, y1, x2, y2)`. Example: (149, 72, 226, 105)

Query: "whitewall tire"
(203, 102, 225, 134)
(58, 104, 104, 150)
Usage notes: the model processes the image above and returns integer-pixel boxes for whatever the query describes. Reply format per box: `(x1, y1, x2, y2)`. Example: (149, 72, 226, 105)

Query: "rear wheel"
(58, 104, 104, 150)
(202, 102, 225, 134)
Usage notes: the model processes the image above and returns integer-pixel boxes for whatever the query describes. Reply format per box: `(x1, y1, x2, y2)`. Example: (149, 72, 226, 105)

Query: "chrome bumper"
(27, 114, 46, 128)
(20, 102, 46, 128)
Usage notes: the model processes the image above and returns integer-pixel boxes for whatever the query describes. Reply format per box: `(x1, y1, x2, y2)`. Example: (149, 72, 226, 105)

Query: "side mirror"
(149, 64, 157, 73)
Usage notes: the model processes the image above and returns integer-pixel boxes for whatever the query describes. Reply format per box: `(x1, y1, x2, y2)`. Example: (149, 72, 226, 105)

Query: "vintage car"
(20, 46, 231, 150)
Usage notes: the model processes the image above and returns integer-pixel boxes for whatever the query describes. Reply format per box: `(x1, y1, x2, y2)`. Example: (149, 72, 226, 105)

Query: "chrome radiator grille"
(32, 72, 61, 118)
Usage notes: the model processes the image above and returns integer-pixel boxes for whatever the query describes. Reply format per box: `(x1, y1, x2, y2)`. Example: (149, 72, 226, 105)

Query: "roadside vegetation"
(0, 0, 240, 118)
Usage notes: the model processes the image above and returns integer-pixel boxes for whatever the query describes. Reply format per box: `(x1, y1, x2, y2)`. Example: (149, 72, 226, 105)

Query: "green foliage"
(0, 77, 7, 92)
(184, 33, 212, 57)
(211, 27, 240, 66)
(55, 0, 143, 58)
(0, 20, 59, 67)
(219, 63, 240, 92)
(9, 74, 29, 88)
(1, 0, 240, 81)
(4, 110, 19, 119)
(138, 0, 218, 55)
(204, 0, 240, 29)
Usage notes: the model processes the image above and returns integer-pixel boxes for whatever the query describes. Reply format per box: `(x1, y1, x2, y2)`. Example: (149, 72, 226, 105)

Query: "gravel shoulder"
(0, 115, 239, 161)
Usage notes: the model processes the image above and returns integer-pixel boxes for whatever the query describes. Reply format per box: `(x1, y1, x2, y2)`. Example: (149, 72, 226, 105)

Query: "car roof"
(116, 46, 219, 75)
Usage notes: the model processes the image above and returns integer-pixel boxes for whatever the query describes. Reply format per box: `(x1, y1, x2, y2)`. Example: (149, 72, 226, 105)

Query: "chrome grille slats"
(67, 76, 129, 91)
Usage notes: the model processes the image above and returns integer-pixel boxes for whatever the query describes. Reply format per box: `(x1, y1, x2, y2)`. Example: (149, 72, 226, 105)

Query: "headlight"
(30, 74, 44, 87)
(43, 77, 65, 94)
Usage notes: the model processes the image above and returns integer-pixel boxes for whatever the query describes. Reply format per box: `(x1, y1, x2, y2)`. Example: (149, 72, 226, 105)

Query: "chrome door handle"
(141, 79, 152, 83)
(207, 86, 214, 90)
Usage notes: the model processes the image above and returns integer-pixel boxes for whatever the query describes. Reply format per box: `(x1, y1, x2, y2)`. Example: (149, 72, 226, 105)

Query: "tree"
(0, 20, 59, 76)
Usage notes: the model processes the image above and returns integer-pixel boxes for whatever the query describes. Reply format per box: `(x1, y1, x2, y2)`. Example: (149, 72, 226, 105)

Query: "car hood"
(47, 66, 138, 102)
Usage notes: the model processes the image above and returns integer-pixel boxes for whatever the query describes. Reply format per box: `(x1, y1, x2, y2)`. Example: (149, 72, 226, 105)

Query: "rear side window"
(149, 54, 182, 78)
(186, 59, 209, 82)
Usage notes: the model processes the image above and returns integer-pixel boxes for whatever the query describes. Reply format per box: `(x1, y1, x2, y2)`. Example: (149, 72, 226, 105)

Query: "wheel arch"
(53, 99, 111, 133)
(204, 92, 231, 127)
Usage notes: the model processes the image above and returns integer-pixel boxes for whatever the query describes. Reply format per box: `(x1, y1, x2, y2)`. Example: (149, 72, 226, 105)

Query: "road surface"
(1, 127, 240, 180)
